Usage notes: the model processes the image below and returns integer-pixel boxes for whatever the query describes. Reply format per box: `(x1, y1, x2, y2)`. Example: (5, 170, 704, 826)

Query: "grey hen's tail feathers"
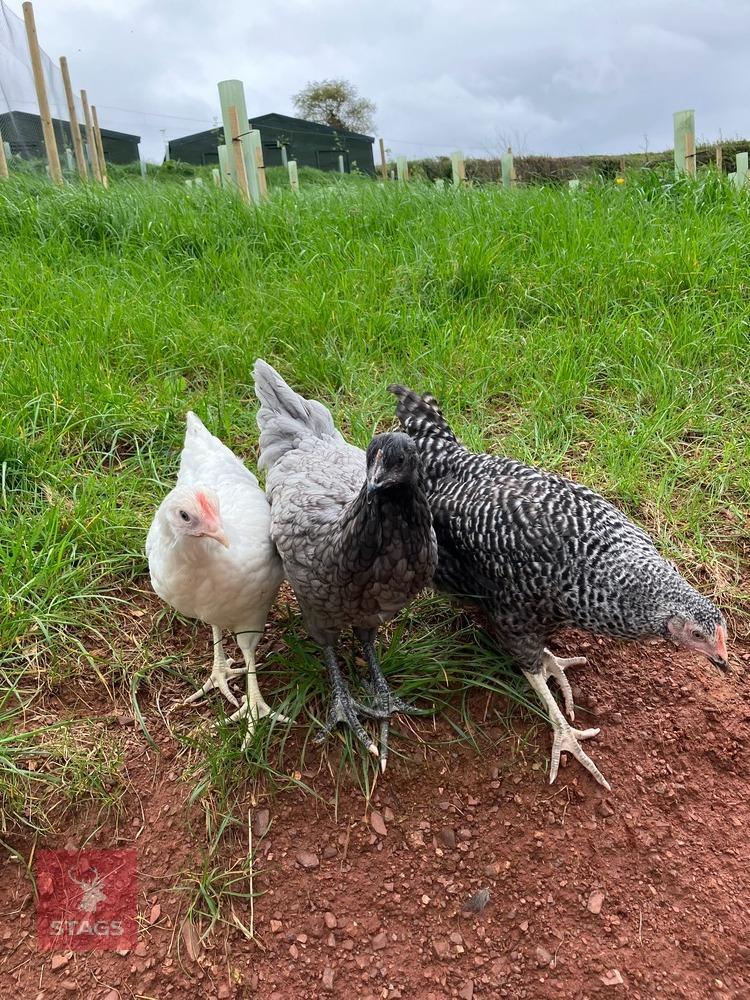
(388, 384, 459, 451)
(254, 359, 344, 472)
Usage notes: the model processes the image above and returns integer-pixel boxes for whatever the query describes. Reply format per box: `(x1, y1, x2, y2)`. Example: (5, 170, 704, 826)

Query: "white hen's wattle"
(146, 412, 284, 743)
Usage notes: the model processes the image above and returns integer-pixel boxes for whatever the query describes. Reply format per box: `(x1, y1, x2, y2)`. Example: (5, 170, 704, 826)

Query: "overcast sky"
(6, 0, 750, 162)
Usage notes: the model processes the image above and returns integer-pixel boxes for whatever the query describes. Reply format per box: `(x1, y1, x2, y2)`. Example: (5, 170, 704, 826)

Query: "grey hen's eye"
(179, 510, 190, 522)
(691, 628, 705, 640)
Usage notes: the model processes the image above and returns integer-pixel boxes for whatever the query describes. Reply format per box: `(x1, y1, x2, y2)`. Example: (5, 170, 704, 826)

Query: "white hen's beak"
(204, 525, 230, 548)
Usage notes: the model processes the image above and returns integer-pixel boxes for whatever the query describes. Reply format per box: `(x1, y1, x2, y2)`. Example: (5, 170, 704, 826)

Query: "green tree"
(292, 79, 376, 134)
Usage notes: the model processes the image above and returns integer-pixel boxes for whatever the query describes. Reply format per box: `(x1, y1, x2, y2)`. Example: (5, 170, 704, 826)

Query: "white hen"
(146, 412, 285, 745)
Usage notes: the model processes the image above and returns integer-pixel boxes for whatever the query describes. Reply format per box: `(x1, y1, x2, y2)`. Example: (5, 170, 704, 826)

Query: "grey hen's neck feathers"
(390, 385, 712, 658)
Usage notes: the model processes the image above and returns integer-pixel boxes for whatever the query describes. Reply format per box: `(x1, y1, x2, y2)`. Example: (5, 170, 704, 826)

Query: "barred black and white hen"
(255, 361, 437, 770)
(390, 385, 728, 790)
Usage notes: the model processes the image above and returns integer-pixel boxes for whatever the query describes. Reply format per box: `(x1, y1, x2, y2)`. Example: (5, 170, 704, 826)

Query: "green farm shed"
(0, 110, 140, 164)
(168, 112, 375, 175)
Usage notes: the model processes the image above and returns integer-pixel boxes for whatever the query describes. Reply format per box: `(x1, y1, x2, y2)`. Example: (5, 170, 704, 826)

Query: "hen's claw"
(542, 649, 586, 722)
(182, 658, 247, 708)
(314, 689, 380, 757)
(549, 721, 610, 790)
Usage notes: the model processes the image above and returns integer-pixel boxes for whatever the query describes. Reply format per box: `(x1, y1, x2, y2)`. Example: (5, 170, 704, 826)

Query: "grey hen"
(390, 385, 728, 790)
(255, 361, 437, 769)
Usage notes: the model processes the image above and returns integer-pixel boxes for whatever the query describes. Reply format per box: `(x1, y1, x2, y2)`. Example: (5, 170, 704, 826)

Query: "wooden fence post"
(228, 105, 251, 204)
(80, 90, 102, 184)
(715, 144, 723, 171)
(288, 159, 299, 192)
(59, 56, 87, 181)
(217, 80, 260, 203)
(379, 138, 387, 181)
(673, 109, 695, 176)
(22, 2, 63, 186)
(0, 127, 8, 180)
(451, 150, 466, 187)
(91, 105, 108, 187)
(396, 156, 408, 182)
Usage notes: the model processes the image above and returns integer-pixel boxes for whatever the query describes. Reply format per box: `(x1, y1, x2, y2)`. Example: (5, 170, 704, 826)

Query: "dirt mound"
(1, 632, 748, 999)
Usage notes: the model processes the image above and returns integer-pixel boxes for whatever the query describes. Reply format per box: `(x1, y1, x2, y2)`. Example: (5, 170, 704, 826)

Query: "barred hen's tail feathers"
(388, 384, 460, 457)
(178, 411, 258, 487)
(254, 359, 345, 472)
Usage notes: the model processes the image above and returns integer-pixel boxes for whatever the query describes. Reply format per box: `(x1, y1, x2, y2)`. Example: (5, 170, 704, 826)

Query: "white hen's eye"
(179, 510, 190, 522)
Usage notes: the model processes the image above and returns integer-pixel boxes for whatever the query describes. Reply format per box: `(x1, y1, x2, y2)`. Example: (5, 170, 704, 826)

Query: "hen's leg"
(226, 630, 289, 750)
(542, 648, 587, 722)
(314, 645, 383, 759)
(523, 668, 610, 791)
(356, 630, 428, 773)
(182, 625, 247, 708)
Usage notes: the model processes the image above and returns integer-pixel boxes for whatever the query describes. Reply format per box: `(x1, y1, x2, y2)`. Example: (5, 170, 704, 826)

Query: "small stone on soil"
(324, 912, 337, 929)
(50, 954, 71, 971)
(439, 827, 456, 849)
(601, 969, 625, 987)
(296, 850, 319, 869)
(322, 967, 335, 991)
(252, 808, 271, 838)
(370, 811, 387, 836)
(535, 945, 553, 967)
(462, 887, 490, 913)
(588, 890, 605, 915)
(432, 937, 450, 958)
(458, 980, 474, 1000)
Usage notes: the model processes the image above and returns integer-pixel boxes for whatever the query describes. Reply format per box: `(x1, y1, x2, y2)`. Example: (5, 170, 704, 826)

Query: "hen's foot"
(226, 694, 289, 750)
(182, 657, 247, 708)
(523, 667, 610, 791)
(550, 720, 610, 791)
(542, 649, 586, 722)
(314, 689, 383, 758)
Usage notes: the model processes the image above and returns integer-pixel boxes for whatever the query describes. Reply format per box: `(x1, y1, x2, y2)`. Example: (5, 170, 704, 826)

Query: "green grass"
(1, 167, 749, 834)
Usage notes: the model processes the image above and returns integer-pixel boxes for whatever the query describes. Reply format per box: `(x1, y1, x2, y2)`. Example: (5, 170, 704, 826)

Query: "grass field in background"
(1, 168, 749, 836)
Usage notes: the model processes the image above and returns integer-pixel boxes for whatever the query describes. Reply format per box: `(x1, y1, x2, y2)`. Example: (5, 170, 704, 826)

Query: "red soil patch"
(1, 631, 748, 999)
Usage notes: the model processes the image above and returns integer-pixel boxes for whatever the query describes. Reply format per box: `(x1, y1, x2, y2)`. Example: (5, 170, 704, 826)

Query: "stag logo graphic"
(36, 848, 137, 952)
(69, 868, 107, 915)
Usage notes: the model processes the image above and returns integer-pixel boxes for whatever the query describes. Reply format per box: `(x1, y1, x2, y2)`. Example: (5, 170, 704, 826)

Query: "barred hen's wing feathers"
(389, 384, 674, 646)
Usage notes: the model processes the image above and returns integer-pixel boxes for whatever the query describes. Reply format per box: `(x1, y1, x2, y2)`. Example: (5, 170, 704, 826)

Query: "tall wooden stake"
(228, 104, 251, 204)
(59, 56, 87, 181)
(0, 127, 8, 180)
(80, 90, 102, 184)
(673, 109, 695, 176)
(22, 2, 63, 186)
(684, 131, 696, 178)
(91, 105, 109, 188)
(379, 138, 387, 181)
(715, 144, 723, 171)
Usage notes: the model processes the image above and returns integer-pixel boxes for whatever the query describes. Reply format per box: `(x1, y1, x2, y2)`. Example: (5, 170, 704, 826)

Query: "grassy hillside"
(1, 169, 748, 831)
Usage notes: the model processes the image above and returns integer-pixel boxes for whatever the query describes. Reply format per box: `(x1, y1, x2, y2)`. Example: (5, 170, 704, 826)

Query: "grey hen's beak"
(367, 449, 384, 495)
